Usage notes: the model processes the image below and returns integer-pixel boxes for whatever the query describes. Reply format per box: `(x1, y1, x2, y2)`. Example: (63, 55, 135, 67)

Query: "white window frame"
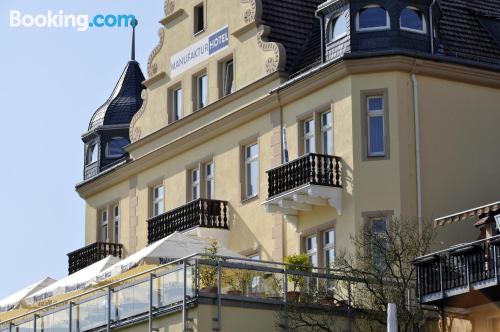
(87, 143, 98, 165)
(367, 96, 385, 157)
(244, 143, 259, 199)
(323, 229, 335, 268)
(400, 6, 427, 34)
(101, 210, 108, 242)
(194, 3, 205, 35)
(205, 162, 215, 199)
(222, 59, 234, 97)
(356, 5, 391, 32)
(321, 111, 333, 155)
(105, 137, 128, 158)
(191, 168, 200, 201)
(152, 185, 165, 217)
(304, 118, 316, 154)
(173, 87, 183, 121)
(197, 73, 208, 110)
(306, 235, 318, 267)
(327, 12, 348, 43)
(113, 205, 120, 242)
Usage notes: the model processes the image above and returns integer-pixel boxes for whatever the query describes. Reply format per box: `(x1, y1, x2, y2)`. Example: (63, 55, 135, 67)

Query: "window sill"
(356, 26, 390, 33)
(193, 29, 205, 37)
(241, 195, 259, 205)
(400, 27, 427, 35)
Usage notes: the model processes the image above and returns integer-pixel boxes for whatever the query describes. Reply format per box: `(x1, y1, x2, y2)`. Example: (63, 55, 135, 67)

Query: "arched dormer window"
(106, 137, 129, 158)
(400, 7, 426, 33)
(86, 143, 98, 165)
(327, 11, 348, 43)
(356, 5, 390, 31)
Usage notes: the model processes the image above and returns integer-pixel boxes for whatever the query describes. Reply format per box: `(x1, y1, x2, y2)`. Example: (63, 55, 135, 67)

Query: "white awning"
(26, 255, 119, 304)
(0, 277, 56, 312)
(95, 232, 243, 281)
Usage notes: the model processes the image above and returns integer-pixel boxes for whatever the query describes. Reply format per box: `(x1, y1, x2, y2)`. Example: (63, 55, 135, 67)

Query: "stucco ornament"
(147, 28, 165, 78)
(240, 0, 285, 74)
(164, 0, 175, 16)
(257, 25, 286, 74)
(129, 89, 149, 142)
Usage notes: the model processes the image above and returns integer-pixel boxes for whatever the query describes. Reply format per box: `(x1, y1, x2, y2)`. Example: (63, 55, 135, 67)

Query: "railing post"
(106, 287, 112, 332)
(283, 268, 288, 332)
(149, 273, 154, 332)
(494, 244, 499, 282)
(439, 256, 444, 297)
(69, 302, 73, 332)
(33, 314, 37, 332)
(216, 260, 222, 331)
(183, 260, 187, 332)
(466, 254, 471, 290)
(348, 280, 352, 332)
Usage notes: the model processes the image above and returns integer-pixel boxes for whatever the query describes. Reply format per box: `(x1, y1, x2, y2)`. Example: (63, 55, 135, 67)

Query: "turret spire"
(131, 18, 138, 61)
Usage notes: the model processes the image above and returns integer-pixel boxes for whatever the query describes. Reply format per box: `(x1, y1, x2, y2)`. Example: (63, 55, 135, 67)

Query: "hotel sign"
(170, 26, 229, 77)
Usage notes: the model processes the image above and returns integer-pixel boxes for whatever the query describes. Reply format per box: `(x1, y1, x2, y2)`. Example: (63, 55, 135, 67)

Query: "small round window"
(357, 5, 389, 31)
(328, 12, 348, 42)
(86, 143, 98, 165)
(400, 7, 425, 33)
(106, 137, 129, 158)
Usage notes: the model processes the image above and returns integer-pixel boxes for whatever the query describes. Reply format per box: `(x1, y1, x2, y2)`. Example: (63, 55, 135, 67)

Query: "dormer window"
(106, 137, 129, 158)
(86, 143, 98, 165)
(400, 7, 426, 33)
(327, 11, 348, 43)
(356, 5, 390, 31)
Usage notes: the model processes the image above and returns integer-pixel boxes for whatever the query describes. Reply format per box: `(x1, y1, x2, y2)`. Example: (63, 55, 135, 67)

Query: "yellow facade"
(76, 0, 500, 279)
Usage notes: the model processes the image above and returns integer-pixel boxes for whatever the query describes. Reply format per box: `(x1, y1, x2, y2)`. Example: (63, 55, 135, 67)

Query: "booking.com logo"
(9, 10, 137, 32)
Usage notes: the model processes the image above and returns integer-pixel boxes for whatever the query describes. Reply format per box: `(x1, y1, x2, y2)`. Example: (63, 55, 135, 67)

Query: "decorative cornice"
(164, 0, 175, 16)
(129, 89, 148, 143)
(240, 0, 259, 24)
(257, 25, 286, 74)
(147, 28, 165, 78)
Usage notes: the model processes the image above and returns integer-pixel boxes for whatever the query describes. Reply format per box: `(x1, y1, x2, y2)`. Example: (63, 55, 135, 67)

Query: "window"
(367, 96, 385, 156)
(113, 205, 120, 242)
(205, 162, 214, 199)
(245, 143, 259, 198)
(173, 87, 183, 122)
(400, 7, 425, 33)
(106, 137, 129, 158)
(152, 185, 165, 217)
(370, 218, 388, 270)
(194, 3, 205, 34)
(196, 74, 208, 110)
(357, 5, 390, 31)
(191, 168, 200, 200)
(222, 59, 234, 97)
(304, 118, 316, 154)
(86, 143, 98, 165)
(101, 210, 108, 242)
(328, 12, 348, 42)
(306, 235, 318, 267)
(324, 229, 335, 268)
(321, 111, 333, 155)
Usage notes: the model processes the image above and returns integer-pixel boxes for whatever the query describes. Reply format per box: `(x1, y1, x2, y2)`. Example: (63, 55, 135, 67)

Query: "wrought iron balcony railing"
(148, 198, 229, 244)
(267, 153, 342, 198)
(415, 235, 500, 305)
(67, 242, 123, 275)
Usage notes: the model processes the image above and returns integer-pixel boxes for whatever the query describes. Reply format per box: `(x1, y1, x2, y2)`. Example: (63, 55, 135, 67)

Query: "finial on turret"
(131, 18, 138, 61)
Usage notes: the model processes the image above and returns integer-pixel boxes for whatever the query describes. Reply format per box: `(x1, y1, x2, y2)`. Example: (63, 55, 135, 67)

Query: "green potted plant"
(284, 254, 312, 302)
(199, 240, 220, 293)
(224, 269, 254, 296)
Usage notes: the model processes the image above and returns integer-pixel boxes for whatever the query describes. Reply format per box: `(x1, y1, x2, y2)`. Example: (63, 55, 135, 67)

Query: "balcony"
(148, 198, 229, 244)
(67, 242, 123, 275)
(415, 235, 500, 308)
(263, 153, 342, 228)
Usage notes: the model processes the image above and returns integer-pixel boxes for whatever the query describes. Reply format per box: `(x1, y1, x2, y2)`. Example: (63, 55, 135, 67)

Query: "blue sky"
(0, 0, 163, 299)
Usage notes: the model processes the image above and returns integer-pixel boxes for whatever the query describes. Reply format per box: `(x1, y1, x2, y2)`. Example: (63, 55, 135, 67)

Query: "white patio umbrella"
(25, 255, 119, 304)
(0, 277, 56, 312)
(95, 232, 243, 281)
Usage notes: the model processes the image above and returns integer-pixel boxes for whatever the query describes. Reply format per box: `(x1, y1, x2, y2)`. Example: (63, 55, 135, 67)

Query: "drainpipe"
(412, 73, 423, 235)
(429, 0, 437, 54)
(315, 10, 325, 63)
